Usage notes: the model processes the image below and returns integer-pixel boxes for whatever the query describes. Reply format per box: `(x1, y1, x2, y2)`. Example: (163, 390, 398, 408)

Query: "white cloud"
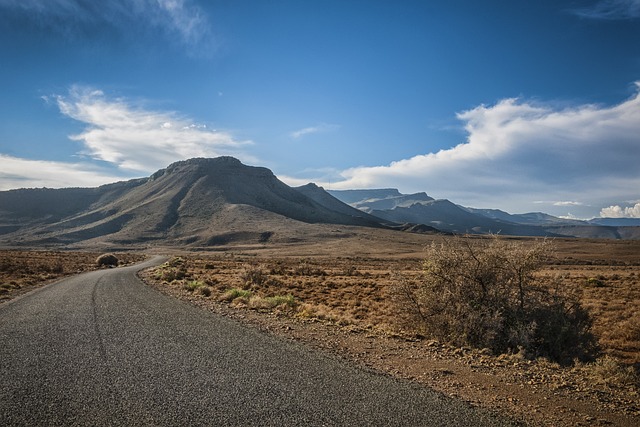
(553, 201, 584, 207)
(0, 154, 126, 190)
(600, 203, 640, 218)
(53, 85, 253, 173)
(0, 86, 254, 189)
(573, 0, 640, 20)
(307, 83, 640, 216)
(290, 123, 340, 139)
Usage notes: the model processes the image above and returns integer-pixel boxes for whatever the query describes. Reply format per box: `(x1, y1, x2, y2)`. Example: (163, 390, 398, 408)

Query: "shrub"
(220, 288, 253, 302)
(293, 261, 326, 276)
(240, 265, 267, 287)
(96, 253, 119, 267)
(392, 235, 597, 364)
(184, 280, 204, 292)
(265, 294, 296, 308)
(583, 356, 639, 388)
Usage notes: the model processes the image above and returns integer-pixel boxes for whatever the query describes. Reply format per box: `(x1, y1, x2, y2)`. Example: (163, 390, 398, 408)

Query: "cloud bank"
(0, 155, 125, 191)
(301, 83, 640, 216)
(600, 203, 640, 218)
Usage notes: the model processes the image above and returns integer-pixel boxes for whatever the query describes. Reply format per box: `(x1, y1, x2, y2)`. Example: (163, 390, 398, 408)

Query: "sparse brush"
(245, 294, 296, 310)
(293, 261, 326, 276)
(265, 294, 296, 308)
(220, 288, 253, 302)
(184, 280, 205, 292)
(582, 356, 639, 389)
(240, 265, 268, 287)
(391, 235, 597, 364)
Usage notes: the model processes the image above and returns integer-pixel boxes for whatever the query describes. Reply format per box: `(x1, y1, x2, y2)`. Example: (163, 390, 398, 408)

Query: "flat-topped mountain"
(0, 157, 396, 248)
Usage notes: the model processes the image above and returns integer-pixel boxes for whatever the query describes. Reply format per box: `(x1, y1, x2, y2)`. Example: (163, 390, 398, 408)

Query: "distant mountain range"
(0, 157, 638, 248)
(328, 189, 640, 239)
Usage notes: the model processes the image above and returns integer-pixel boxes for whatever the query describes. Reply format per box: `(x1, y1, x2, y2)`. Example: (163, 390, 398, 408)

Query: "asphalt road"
(0, 257, 518, 426)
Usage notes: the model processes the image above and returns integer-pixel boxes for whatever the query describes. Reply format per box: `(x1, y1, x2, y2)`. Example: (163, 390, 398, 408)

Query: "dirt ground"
(2, 235, 639, 426)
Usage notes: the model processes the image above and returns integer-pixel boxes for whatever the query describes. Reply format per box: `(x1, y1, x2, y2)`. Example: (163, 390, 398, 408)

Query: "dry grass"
(141, 242, 640, 426)
(145, 236, 640, 368)
(0, 250, 145, 302)
(151, 255, 422, 329)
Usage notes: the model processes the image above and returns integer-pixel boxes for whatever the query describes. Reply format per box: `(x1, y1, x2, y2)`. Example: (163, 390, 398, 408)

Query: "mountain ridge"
(1, 158, 638, 246)
(0, 157, 397, 248)
(329, 188, 640, 239)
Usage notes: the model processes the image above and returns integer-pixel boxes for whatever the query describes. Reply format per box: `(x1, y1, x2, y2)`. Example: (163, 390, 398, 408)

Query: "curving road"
(0, 257, 517, 426)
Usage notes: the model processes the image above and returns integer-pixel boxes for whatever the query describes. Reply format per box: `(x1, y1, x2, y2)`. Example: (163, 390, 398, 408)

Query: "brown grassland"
(0, 250, 145, 302)
(1, 234, 639, 426)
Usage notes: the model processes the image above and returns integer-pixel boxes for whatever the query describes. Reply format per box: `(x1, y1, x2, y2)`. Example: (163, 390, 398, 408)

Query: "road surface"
(0, 256, 517, 426)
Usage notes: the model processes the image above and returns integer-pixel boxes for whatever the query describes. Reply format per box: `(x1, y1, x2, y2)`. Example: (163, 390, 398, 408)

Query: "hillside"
(0, 157, 394, 248)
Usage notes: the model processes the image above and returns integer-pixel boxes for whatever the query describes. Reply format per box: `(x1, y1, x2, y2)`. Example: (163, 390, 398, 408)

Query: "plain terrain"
(1, 232, 639, 426)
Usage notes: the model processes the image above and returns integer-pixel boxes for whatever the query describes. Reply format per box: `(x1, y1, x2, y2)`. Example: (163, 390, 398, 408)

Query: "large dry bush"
(393, 236, 597, 364)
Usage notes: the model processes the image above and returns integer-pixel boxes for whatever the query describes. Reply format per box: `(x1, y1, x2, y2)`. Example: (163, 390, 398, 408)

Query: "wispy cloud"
(600, 203, 640, 218)
(290, 123, 340, 139)
(295, 83, 640, 216)
(553, 201, 584, 207)
(49, 85, 253, 173)
(1, 85, 254, 189)
(572, 0, 640, 20)
(0, 0, 214, 50)
(0, 154, 126, 191)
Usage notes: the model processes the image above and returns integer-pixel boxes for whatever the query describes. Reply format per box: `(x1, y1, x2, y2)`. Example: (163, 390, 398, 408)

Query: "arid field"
(2, 235, 639, 426)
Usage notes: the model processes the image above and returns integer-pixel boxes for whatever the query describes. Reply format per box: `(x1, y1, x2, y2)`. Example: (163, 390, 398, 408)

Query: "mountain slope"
(328, 189, 434, 212)
(0, 157, 390, 248)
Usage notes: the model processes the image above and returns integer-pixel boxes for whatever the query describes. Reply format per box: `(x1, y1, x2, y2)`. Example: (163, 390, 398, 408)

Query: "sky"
(0, 0, 639, 219)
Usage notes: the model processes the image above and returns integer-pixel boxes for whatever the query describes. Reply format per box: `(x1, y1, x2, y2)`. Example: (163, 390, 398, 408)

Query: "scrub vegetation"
(0, 250, 144, 302)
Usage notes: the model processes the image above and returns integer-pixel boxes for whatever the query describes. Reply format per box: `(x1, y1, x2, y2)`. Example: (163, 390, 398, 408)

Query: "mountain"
(464, 208, 586, 226)
(294, 183, 391, 224)
(328, 189, 434, 212)
(369, 199, 554, 236)
(330, 189, 640, 239)
(588, 218, 640, 227)
(0, 157, 394, 248)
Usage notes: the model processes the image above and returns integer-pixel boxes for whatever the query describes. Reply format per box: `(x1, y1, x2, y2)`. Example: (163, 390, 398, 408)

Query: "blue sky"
(1, 0, 639, 219)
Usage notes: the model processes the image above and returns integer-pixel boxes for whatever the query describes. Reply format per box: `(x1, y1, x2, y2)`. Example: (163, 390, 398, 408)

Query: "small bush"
(240, 265, 267, 287)
(96, 253, 119, 267)
(392, 235, 597, 364)
(220, 288, 253, 302)
(184, 280, 204, 292)
(293, 261, 326, 276)
(584, 356, 639, 388)
(586, 277, 606, 287)
(265, 294, 296, 308)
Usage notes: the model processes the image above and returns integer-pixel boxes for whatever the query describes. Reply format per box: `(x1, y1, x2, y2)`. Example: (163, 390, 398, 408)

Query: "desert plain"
(1, 228, 639, 426)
